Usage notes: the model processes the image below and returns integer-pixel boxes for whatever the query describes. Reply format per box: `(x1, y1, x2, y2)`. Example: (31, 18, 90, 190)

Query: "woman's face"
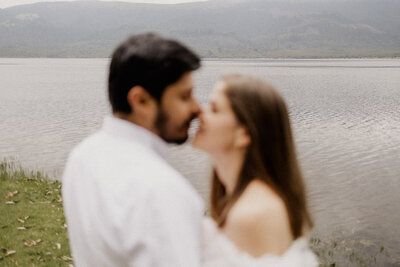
(193, 81, 247, 156)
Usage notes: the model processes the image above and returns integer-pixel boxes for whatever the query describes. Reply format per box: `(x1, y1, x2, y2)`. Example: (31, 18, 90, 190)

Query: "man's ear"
(235, 126, 251, 148)
(126, 86, 153, 114)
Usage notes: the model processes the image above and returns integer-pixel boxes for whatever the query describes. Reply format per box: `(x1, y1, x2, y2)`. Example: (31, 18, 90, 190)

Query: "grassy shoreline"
(0, 161, 72, 266)
(1, 161, 398, 266)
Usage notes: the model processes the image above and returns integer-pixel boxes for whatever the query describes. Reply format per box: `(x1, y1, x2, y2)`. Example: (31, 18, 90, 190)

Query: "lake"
(1, 58, 399, 265)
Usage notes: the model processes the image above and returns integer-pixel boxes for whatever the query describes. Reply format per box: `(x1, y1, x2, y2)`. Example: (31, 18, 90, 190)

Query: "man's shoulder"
(137, 160, 191, 192)
(68, 131, 105, 158)
(134, 152, 204, 207)
(64, 129, 202, 204)
(68, 129, 144, 163)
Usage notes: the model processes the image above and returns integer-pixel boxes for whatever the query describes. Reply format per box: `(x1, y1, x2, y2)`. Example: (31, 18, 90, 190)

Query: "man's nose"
(197, 104, 206, 119)
(192, 98, 202, 117)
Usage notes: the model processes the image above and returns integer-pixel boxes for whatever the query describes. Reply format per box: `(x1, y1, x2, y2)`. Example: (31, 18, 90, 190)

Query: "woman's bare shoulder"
(222, 179, 293, 257)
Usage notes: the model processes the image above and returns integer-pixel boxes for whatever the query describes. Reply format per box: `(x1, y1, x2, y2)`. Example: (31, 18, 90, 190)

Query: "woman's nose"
(199, 103, 210, 115)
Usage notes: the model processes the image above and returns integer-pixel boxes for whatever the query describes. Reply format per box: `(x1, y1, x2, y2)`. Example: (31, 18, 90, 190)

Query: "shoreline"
(0, 57, 400, 60)
(1, 161, 398, 266)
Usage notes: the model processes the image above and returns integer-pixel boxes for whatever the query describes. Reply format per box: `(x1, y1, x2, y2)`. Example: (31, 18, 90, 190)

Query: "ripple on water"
(1, 58, 399, 263)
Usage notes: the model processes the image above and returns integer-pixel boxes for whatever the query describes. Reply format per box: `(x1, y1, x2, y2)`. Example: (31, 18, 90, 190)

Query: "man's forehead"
(168, 72, 194, 92)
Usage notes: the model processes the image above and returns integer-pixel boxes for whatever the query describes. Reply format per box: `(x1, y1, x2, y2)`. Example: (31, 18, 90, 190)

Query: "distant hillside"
(1, 0, 399, 58)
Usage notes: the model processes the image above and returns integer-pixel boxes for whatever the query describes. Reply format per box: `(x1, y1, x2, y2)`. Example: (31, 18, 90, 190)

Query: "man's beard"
(154, 107, 195, 145)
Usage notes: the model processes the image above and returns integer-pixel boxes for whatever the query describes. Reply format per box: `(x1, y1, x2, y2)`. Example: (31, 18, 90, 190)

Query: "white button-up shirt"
(62, 116, 204, 267)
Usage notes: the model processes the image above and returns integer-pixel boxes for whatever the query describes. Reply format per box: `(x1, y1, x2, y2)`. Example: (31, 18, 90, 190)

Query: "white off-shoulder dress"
(202, 218, 318, 267)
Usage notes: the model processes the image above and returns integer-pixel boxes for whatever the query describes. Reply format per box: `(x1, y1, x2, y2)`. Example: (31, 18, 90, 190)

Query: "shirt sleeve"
(123, 181, 203, 267)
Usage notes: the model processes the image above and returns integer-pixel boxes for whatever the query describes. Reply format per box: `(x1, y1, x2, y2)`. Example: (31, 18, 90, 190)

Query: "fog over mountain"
(1, 0, 399, 57)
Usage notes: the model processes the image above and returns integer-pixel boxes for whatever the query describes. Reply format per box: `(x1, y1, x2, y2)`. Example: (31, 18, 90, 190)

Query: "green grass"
(0, 161, 72, 266)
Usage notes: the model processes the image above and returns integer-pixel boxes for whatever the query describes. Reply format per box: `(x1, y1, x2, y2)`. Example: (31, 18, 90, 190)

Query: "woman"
(193, 74, 318, 266)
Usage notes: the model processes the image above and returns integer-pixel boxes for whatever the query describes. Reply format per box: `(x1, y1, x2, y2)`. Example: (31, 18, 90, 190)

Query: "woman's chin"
(191, 135, 206, 151)
(191, 137, 201, 150)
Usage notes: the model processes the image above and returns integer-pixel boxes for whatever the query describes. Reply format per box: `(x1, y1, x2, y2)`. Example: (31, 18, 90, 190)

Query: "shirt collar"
(101, 116, 169, 159)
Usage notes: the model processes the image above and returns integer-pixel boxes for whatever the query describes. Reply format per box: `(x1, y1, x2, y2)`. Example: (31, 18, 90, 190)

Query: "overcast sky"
(0, 0, 208, 9)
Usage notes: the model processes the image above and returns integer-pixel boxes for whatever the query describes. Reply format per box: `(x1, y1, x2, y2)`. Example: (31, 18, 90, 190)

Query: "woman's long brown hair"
(210, 74, 313, 239)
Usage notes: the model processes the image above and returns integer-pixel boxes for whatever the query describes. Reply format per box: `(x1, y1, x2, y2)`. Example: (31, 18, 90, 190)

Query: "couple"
(62, 33, 318, 266)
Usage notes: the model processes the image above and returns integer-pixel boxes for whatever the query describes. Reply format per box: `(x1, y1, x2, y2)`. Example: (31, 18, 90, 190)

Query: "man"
(62, 33, 204, 267)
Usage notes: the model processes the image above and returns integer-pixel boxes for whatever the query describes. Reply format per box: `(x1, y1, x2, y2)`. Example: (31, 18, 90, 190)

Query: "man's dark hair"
(108, 33, 201, 113)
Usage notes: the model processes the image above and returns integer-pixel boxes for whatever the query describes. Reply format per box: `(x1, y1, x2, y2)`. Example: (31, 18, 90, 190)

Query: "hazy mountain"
(0, 0, 399, 57)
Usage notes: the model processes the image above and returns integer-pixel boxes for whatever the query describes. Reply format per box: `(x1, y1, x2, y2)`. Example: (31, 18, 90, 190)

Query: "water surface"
(1, 58, 399, 265)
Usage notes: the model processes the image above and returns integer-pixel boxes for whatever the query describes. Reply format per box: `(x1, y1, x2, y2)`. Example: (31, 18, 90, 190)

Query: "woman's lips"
(197, 124, 204, 133)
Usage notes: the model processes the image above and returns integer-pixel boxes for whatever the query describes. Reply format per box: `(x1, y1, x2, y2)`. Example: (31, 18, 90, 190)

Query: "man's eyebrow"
(182, 87, 193, 94)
